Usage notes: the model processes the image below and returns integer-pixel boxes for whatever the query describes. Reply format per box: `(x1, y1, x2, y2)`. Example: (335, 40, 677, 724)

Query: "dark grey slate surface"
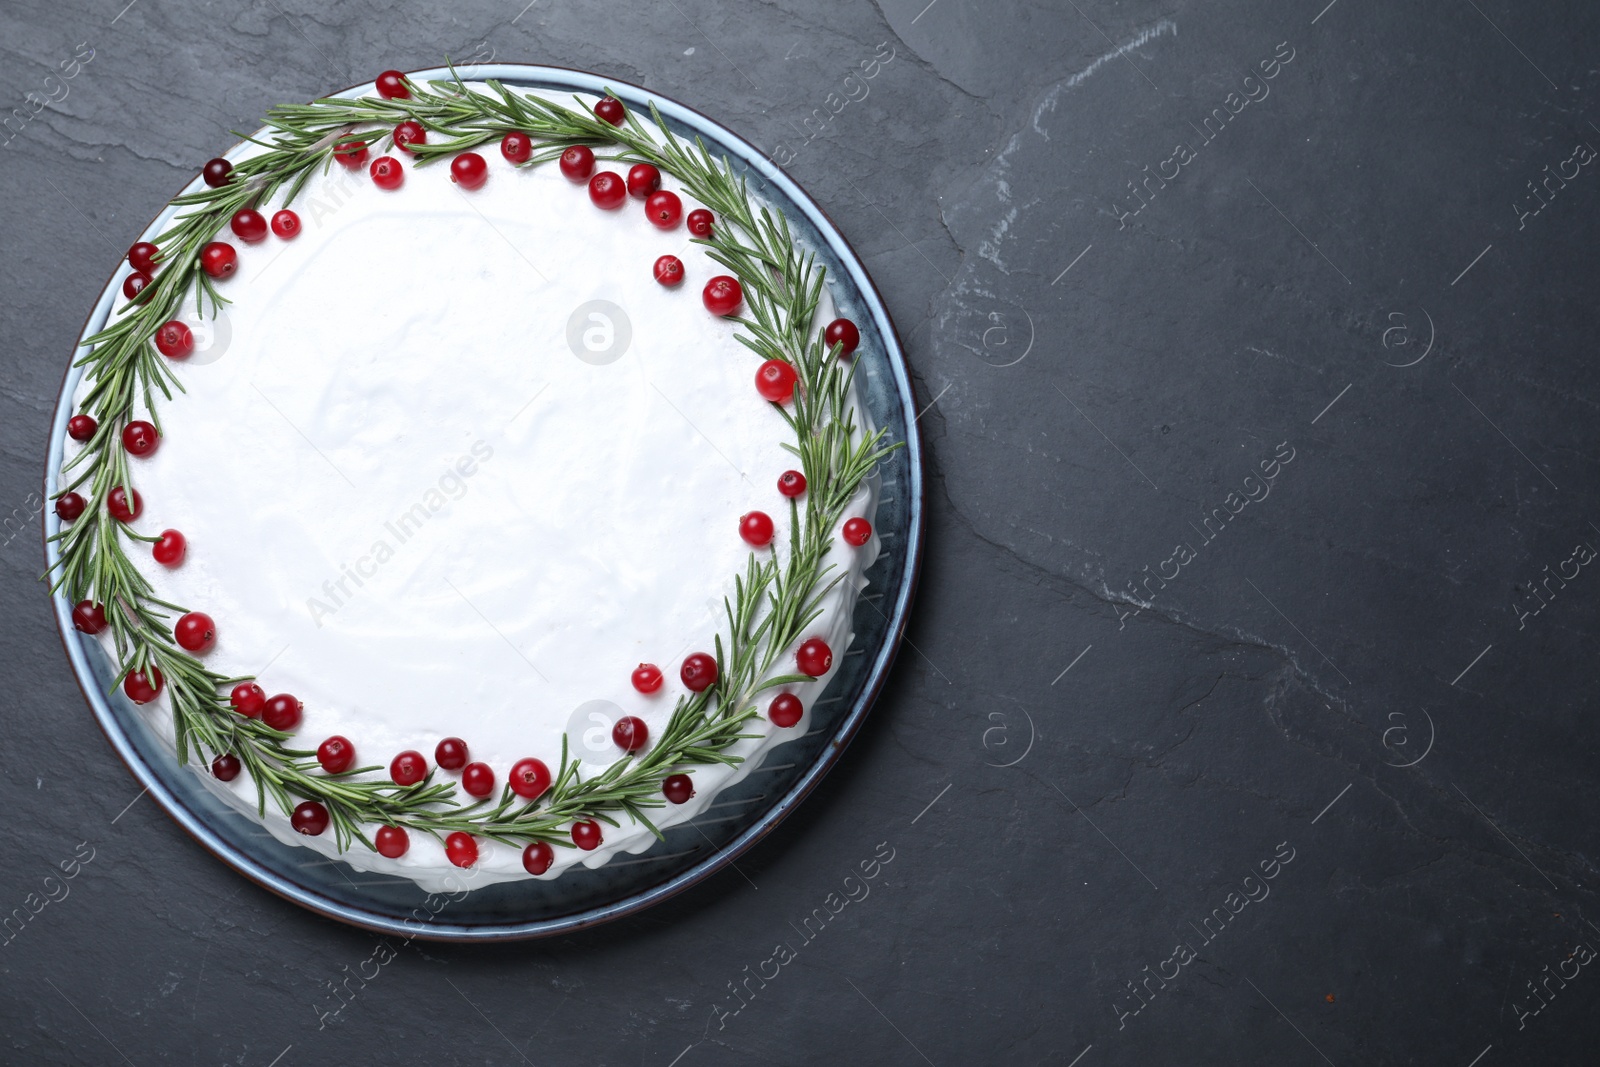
(3, 1, 1598, 1064)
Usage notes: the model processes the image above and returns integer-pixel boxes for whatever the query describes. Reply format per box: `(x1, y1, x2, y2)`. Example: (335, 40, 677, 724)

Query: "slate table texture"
(3, 0, 1599, 1064)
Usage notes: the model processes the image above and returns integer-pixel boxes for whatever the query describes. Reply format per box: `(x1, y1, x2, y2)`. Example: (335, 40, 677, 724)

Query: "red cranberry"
(445, 832, 478, 868)
(270, 209, 301, 239)
(317, 735, 355, 774)
(645, 190, 682, 229)
(435, 737, 468, 770)
(152, 529, 186, 566)
(121, 420, 159, 456)
(375, 69, 409, 99)
(261, 693, 303, 731)
(653, 254, 684, 287)
(212, 753, 241, 781)
(768, 693, 803, 727)
(662, 773, 694, 804)
(393, 120, 426, 153)
(54, 493, 85, 522)
(200, 241, 237, 279)
(462, 762, 496, 798)
(122, 271, 151, 300)
(778, 470, 807, 497)
(334, 139, 369, 168)
(231, 209, 268, 243)
(703, 275, 743, 316)
(755, 359, 798, 403)
(390, 750, 427, 786)
(123, 665, 163, 704)
(509, 758, 551, 800)
(154, 320, 193, 359)
(824, 317, 861, 359)
(681, 652, 718, 693)
(796, 637, 833, 678)
(71, 600, 108, 634)
(631, 663, 663, 693)
(291, 801, 329, 836)
(450, 151, 488, 189)
(174, 611, 216, 653)
(522, 841, 554, 875)
(370, 156, 404, 190)
(571, 819, 602, 850)
(107, 486, 142, 523)
(230, 682, 265, 717)
(559, 145, 595, 181)
(612, 716, 648, 753)
(201, 158, 232, 188)
(68, 414, 97, 441)
(588, 171, 625, 209)
(128, 241, 159, 272)
(842, 517, 873, 546)
(739, 511, 775, 547)
(626, 163, 661, 198)
(594, 97, 626, 126)
(686, 208, 714, 237)
(375, 825, 409, 858)
(501, 131, 533, 164)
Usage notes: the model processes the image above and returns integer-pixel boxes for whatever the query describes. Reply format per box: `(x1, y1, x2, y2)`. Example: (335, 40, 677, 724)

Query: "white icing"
(64, 88, 878, 892)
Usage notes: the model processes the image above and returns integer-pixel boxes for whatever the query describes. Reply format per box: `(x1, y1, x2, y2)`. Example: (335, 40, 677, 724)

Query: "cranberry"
(778, 470, 807, 497)
(154, 320, 193, 359)
(588, 171, 625, 209)
(462, 762, 496, 798)
(612, 716, 648, 753)
(375, 69, 409, 100)
(594, 97, 626, 126)
(559, 145, 595, 181)
(662, 773, 694, 804)
(824, 317, 861, 359)
(107, 486, 142, 523)
(571, 819, 602, 850)
(450, 151, 489, 189)
(631, 663, 664, 693)
(123, 665, 164, 704)
(123, 271, 151, 300)
(270, 209, 301, 239)
(230, 682, 265, 717)
(54, 493, 85, 522)
(842, 517, 873, 546)
(231, 209, 268, 242)
(445, 831, 478, 868)
(122, 420, 159, 457)
(509, 758, 551, 800)
(375, 825, 409, 858)
(703, 275, 743, 317)
(262, 693, 303, 732)
(627, 163, 661, 198)
(174, 611, 216, 653)
(370, 156, 404, 190)
(390, 750, 427, 786)
(201, 157, 232, 188)
(71, 600, 108, 634)
(212, 753, 241, 781)
(681, 652, 718, 693)
(291, 801, 329, 836)
(645, 190, 682, 229)
(128, 241, 159, 272)
(393, 120, 426, 153)
(501, 131, 533, 164)
(653, 254, 684, 287)
(68, 414, 97, 442)
(686, 208, 714, 237)
(435, 737, 468, 770)
(796, 637, 833, 678)
(200, 241, 237, 279)
(317, 735, 355, 774)
(768, 693, 803, 727)
(755, 359, 798, 403)
(152, 529, 186, 566)
(334, 139, 369, 168)
(522, 841, 554, 875)
(739, 511, 775, 547)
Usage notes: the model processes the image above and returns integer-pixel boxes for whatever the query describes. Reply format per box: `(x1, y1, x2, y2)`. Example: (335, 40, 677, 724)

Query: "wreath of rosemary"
(48, 69, 898, 858)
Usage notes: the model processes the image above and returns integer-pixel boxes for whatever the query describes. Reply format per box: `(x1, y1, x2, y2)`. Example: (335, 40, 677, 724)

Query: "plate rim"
(41, 62, 926, 941)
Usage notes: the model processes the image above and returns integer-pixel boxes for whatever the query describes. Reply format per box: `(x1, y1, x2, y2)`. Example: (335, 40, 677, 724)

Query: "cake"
(50, 71, 891, 892)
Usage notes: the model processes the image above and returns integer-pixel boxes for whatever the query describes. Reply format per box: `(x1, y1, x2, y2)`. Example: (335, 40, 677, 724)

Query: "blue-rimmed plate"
(43, 64, 923, 940)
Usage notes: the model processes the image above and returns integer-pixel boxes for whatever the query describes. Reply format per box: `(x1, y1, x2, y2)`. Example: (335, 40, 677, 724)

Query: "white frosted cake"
(53, 74, 887, 892)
